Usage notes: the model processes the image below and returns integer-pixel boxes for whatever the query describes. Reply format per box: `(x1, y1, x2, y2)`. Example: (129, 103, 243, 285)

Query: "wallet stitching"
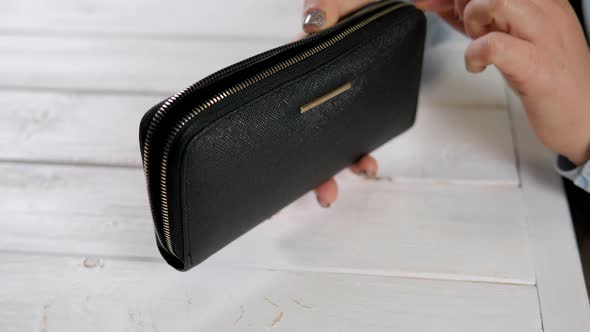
(179, 14, 415, 265)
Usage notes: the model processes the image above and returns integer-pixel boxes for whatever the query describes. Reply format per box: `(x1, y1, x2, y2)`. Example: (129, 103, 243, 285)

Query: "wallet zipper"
(142, 1, 411, 258)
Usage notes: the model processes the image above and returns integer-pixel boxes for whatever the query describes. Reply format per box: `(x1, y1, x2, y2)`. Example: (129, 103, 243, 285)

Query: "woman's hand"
(459, 0, 590, 165)
(314, 155, 378, 208)
(415, 0, 590, 165)
(305, 0, 590, 170)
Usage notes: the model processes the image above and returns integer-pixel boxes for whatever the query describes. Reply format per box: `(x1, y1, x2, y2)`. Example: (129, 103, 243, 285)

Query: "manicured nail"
(468, 22, 482, 36)
(361, 170, 377, 178)
(465, 60, 485, 73)
(303, 9, 326, 29)
(317, 197, 331, 208)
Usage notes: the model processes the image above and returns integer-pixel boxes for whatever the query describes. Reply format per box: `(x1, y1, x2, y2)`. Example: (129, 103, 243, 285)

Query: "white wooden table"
(1, 1, 589, 331)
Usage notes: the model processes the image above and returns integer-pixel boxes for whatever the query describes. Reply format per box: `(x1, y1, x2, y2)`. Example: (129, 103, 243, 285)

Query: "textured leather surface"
(142, 3, 426, 270)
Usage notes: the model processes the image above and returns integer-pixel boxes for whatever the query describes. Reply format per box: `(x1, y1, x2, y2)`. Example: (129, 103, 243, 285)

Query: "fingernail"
(468, 22, 482, 36)
(317, 197, 331, 208)
(303, 9, 326, 29)
(465, 60, 484, 73)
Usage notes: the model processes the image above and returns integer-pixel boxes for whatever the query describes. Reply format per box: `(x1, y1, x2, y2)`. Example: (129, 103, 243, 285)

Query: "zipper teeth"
(143, 2, 410, 258)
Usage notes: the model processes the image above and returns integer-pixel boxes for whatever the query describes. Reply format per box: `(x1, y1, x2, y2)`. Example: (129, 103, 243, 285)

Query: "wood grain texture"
(0, 91, 162, 167)
(215, 172, 533, 284)
(0, 35, 278, 94)
(374, 101, 518, 185)
(0, 26, 505, 100)
(507, 90, 590, 331)
(0, 163, 533, 284)
(0, 90, 519, 185)
(0, 254, 542, 332)
(0, 164, 155, 259)
(0, 1, 585, 329)
(0, 0, 301, 39)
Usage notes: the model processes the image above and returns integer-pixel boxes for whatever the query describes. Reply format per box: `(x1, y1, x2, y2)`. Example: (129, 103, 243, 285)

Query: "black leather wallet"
(139, 1, 426, 271)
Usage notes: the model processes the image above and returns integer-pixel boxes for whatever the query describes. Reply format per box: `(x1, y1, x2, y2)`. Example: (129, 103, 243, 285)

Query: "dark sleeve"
(570, 0, 588, 41)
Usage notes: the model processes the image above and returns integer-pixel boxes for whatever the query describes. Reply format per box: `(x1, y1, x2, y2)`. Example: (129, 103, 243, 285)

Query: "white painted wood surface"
(507, 90, 590, 331)
(1, 254, 542, 332)
(0, 1, 588, 331)
(375, 101, 518, 184)
(0, 91, 518, 184)
(0, 91, 161, 166)
(0, 0, 302, 39)
(0, 35, 278, 94)
(0, 163, 533, 284)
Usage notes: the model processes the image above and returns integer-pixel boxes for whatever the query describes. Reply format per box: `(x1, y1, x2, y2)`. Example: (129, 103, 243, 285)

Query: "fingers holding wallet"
(463, 0, 590, 165)
(315, 156, 379, 208)
(462, 0, 545, 40)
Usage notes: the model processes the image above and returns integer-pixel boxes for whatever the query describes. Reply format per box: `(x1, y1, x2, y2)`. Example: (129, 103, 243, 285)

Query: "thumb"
(303, 0, 377, 34)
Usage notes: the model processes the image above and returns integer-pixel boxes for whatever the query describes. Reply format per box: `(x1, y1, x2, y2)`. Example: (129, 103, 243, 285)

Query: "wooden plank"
(0, 91, 518, 184)
(0, 22, 518, 184)
(0, 254, 542, 332)
(374, 101, 518, 185)
(0, 0, 302, 39)
(0, 35, 279, 94)
(0, 91, 160, 167)
(0, 164, 155, 259)
(507, 90, 590, 331)
(0, 91, 161, 167)
(0, 35, 504, 100)
(215, 172, 533, 284)
(0, 163, 533, 284)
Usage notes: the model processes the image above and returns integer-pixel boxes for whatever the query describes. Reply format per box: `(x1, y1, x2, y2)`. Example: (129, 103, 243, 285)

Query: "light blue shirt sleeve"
(554, 2, 590, 192)
(556, 155, 590, 192)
